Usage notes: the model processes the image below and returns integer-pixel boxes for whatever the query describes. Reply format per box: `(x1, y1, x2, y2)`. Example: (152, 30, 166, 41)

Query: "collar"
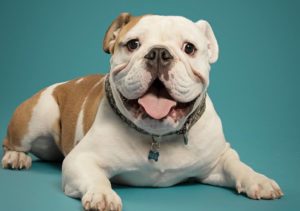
(105, 74, 206, 161)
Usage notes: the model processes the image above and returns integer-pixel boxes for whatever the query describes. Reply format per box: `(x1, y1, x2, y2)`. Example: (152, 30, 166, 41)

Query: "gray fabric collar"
(105, 75, 206, 161)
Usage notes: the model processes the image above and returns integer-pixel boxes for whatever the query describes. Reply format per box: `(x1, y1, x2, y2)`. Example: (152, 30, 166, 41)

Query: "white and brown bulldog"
(1, 13, 283, 211)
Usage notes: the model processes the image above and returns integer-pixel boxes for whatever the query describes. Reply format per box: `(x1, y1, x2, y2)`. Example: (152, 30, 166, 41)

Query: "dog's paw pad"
(236, 173, 283, 200)
(82, 189, 122, 211)
(1, 151, 32, 170)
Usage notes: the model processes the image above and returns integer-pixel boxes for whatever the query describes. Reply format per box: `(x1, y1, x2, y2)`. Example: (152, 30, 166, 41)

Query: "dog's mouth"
(119, 79, 196, 121)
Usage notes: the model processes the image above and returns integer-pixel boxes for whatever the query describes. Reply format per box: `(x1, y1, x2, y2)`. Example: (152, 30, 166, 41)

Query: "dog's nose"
(144, 48, 173, 68)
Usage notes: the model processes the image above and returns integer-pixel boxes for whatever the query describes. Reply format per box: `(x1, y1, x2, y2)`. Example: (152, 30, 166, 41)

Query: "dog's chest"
(110, 139, 214, 187)
(88, 98, 226, 187)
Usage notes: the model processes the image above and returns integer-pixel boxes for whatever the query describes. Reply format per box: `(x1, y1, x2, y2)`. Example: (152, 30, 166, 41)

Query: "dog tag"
(148, 150, 159, 162)
(148, 136, 161, 162)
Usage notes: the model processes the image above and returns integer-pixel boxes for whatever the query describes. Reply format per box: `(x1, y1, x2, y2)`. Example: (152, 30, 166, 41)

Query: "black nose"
(144, 48, 173, 68)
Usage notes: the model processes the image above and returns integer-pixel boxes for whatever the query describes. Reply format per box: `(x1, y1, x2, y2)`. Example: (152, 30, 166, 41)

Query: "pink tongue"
(138, 85, 176, 120)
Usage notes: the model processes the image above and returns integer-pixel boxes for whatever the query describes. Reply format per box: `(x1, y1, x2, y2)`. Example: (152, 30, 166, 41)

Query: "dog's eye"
(126, 39, 140, 51)
(183, 42, 197, 55)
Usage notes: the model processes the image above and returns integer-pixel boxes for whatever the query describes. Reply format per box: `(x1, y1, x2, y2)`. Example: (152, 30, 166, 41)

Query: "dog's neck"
(105, 74, 207, 161)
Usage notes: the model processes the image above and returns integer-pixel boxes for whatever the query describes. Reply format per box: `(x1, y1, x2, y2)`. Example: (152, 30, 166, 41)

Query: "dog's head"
(103, 13, 218, 135)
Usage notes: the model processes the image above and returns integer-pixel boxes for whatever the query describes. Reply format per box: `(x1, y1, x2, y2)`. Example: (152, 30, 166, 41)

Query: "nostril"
(161, 50, 173, 61)
(144, 50, 156, 60)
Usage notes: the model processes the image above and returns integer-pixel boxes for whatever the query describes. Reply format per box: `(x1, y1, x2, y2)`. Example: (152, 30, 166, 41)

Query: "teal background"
(0, 0, 299, 210)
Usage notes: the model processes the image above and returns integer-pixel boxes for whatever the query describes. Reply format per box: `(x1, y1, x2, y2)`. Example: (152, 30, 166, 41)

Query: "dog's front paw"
(236, 172, 283, 200)
(82, 189, 122, 211)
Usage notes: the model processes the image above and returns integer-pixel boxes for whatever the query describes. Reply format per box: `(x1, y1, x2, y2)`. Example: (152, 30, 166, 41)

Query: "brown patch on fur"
(103, 13, 132, 54)
(4, 91, 42, 151)
(83, 79, 105, 134)
(52, 74, 104, 155)
(103, 13, 145, 54)
(51, 117, 61, 147)
(115, 15, 144, 46)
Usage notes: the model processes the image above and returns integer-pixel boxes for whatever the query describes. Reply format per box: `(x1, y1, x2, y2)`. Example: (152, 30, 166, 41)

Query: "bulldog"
(1, 13, 283, 211)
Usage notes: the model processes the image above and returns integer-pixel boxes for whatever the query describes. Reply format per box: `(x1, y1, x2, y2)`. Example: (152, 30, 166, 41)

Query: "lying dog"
(1, 13, 283, 211)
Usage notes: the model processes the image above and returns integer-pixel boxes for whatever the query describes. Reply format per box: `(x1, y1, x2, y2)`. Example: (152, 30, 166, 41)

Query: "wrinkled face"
(103, 14, 219, 135)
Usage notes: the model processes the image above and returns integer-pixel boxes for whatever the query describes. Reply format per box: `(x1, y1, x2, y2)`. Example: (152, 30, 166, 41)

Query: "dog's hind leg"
(2, 84, 63, 170)
(2, 137, 32, 169)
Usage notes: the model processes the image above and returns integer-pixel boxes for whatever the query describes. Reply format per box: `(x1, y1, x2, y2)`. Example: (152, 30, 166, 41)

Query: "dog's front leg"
(202, 148, 283, 200)
(62, 152, 122, 211)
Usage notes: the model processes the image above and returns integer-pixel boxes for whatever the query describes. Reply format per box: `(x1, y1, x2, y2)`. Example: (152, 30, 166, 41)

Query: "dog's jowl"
(2, 13, 283, 211)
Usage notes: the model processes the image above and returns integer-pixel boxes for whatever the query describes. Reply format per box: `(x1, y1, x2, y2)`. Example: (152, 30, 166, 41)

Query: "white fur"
(196, 20, 219, 63)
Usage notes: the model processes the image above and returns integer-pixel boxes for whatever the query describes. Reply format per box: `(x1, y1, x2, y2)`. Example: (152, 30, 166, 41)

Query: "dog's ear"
(103, 13, 132, 54)
(196, 20, 219, 63)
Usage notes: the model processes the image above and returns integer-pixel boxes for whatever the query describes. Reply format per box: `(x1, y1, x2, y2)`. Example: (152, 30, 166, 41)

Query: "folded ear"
(196, 20, 219, 63)
(103, 13, 132, 54)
